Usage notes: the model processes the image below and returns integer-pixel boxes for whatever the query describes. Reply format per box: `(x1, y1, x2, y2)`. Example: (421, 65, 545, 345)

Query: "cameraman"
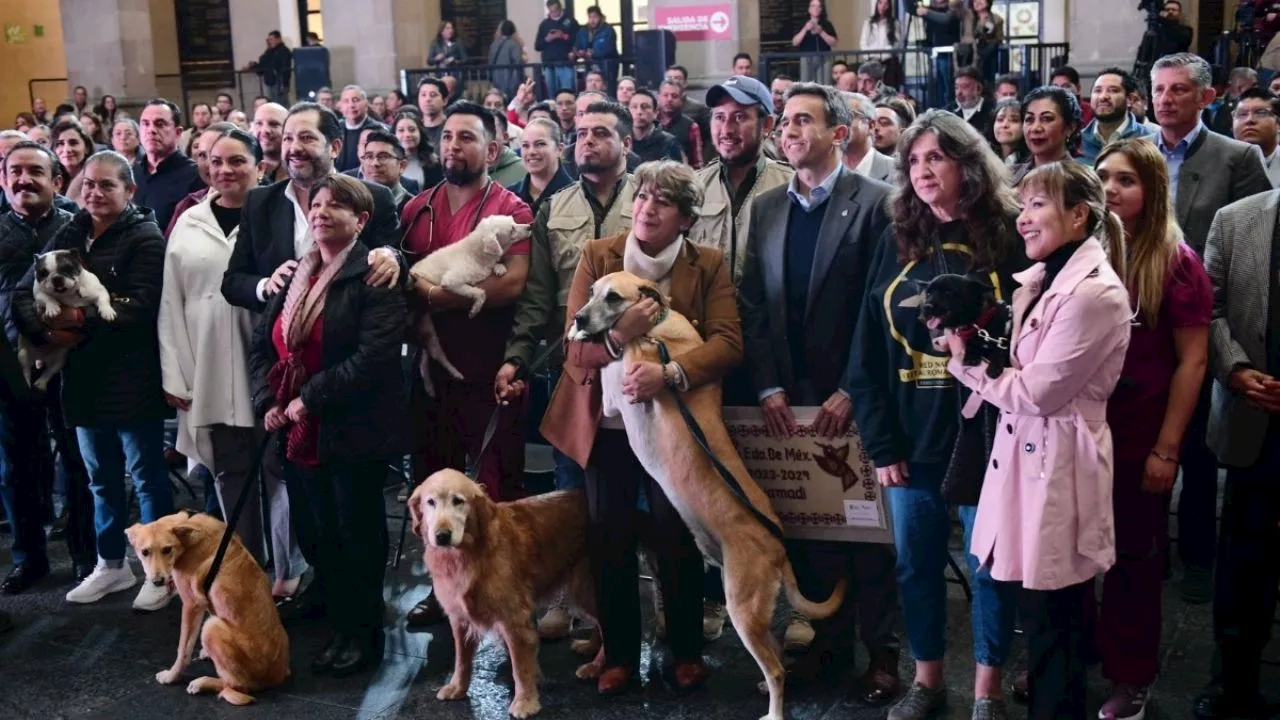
(1155, 0, 1194, 57)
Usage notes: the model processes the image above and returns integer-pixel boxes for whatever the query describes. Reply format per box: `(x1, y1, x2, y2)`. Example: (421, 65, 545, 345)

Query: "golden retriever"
(570, 271, 848, 720)
(126, 512, 290, 705)
(409, 469, 603, 719)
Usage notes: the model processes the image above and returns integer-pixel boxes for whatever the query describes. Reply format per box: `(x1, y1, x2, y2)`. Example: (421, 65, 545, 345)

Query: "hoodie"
(489, 146, 528, 188)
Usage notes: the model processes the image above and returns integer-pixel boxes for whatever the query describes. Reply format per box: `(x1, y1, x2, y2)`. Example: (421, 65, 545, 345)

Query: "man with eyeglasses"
(1232, 88, 1280, 187)
(358, 130, 417, 213)
(840, 92, 894, 183)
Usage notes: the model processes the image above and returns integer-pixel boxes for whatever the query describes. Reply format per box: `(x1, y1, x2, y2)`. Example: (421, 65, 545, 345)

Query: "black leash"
(655, 341, 786, 543)
(465, 341, 560, 480)
(202, 430, 276, 597)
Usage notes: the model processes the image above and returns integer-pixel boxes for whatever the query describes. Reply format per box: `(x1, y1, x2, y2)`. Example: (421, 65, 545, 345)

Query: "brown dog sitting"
(409, 469, 603, 719)
(126, 512, 290, 705)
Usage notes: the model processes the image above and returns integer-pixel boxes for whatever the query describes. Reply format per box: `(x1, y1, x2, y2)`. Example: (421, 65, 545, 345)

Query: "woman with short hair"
(251, 173, 408, 677)
(848, 110, 1025, 720)
(540, 160, 742, 695)
(111, 119, 142, 165)
(1091, 139, 1210, 720)
(946, 160, 1131, 719)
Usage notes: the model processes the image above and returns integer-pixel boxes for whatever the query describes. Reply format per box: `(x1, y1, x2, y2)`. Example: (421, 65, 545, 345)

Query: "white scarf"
(622, 231, 683, 293)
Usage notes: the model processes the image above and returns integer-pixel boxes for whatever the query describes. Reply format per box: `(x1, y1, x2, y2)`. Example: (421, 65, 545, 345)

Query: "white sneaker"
(702, 600, 729, 641)
(783, 611, 814, 654)
(132, 578, 176, 612)
(65, 564, 137, 604)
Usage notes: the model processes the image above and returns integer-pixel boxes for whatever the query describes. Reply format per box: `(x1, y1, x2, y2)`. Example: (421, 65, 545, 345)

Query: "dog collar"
(954, 305, 999, 343)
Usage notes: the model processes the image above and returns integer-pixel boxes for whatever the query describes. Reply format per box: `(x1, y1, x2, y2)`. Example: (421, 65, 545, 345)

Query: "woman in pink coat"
(945, 161, 1132, 719)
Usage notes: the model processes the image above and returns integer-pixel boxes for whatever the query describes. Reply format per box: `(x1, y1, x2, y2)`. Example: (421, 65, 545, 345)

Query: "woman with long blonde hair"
(1091, 138, 1210, 720)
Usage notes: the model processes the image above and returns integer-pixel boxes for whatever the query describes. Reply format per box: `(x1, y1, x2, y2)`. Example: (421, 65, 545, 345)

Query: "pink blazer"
(949, 237, 1131, 591)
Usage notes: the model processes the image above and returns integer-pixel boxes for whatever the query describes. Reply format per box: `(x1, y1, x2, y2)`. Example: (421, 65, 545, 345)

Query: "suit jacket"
(221, 178, 401, 313)
(859, 151, 896, 184)
(1176, 129, 1272, 257)
(738, 169, 893, 401)
(541, 233, 743, 468)
(948, 100, 994, 138)
(1203, 189, 1280, 466)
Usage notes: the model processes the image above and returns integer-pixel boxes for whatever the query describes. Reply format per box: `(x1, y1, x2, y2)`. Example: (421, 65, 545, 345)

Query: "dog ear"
(124, 523, 143, 547)
(65, 248, 81, 263)
(469, 490, 496, 544)
(173, 526, 200, 545)
(638, 285, 666, 308)
(408, 486, 425, 539)
(966, 273, 995, 291)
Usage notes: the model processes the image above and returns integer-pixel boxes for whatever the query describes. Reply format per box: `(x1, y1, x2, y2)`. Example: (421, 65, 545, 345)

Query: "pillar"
(321, 0, 399, 90)
(1067, 0, 1147, 82)
(59, 0, 157, 101)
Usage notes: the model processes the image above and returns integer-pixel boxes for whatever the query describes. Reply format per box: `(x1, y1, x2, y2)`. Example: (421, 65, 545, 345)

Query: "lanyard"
(399, 179, 495, 256)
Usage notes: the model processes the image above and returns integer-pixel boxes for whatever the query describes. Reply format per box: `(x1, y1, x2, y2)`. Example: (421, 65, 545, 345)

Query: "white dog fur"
(18, 249, 116, 391)
(408, 215, 531, 396)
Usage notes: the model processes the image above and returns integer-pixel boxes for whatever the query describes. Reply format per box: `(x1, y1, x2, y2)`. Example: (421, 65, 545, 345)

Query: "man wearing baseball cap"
(685, 73, 796, 646)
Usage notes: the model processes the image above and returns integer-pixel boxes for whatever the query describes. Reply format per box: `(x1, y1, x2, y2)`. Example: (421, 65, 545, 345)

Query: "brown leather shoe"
(597, 665, 635, 696)
(858, 648, 901, 707)
(673, 659, 708, 691)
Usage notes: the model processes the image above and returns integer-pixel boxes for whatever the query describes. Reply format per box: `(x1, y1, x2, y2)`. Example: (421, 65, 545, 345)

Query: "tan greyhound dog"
(568, 270, 846, 720)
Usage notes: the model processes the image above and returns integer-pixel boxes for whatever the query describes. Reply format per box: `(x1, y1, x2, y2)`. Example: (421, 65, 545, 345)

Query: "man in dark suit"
(947, 67, 993, 138)
(1150, 52, 1273, 605)
(1195, 188, 1280, 720)
(220, 103, 403, 623)
(738, 82, 901, 704)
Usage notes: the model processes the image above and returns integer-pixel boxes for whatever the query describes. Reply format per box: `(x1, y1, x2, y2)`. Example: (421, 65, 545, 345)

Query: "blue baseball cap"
(706, 75, 773, 112)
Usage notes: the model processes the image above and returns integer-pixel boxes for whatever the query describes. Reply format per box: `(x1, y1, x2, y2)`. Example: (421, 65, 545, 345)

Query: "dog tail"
(780, 562, 847, 621)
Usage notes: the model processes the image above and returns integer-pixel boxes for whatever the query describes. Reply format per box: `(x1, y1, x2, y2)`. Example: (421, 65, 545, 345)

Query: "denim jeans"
(541, 65, 576, 98)
(552, 447, 585, 491)
(934, 54, 956, 108)
(886, 461, 1016, 665)
(0, 399, 49, 567)
(76, 421, 174, 564)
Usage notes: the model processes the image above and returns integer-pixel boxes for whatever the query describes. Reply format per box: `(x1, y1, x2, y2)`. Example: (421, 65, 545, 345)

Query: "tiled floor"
(0, 476, 1276, 719)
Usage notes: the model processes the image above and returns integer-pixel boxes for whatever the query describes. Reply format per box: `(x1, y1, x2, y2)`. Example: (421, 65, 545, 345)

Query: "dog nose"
(434, 531, 452, 547)
(573, 311, 587, 325)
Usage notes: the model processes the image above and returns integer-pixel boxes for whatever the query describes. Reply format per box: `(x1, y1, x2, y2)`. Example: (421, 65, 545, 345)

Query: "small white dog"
(18, 249, 116, 391)
(408, 215, 531, 396)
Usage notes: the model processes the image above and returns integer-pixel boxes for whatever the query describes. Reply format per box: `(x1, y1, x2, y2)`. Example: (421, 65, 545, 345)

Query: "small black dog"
(918, 273, 1011, 379)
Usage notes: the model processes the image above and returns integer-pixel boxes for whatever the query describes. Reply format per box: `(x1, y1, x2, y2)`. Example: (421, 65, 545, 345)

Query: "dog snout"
(150, 576, 167, 587)
(51, 278, 67, 291)
(573, 310, 588, 327)
(434, 530, 453, 547)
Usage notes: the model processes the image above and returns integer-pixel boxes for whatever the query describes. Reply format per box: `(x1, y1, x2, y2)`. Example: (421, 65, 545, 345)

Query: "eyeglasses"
(1232, 108, 1276, 121)
(360, 152, 401, 164)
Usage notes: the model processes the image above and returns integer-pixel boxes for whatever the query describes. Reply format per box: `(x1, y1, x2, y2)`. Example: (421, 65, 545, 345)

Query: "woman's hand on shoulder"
(611, 297, 660, 344)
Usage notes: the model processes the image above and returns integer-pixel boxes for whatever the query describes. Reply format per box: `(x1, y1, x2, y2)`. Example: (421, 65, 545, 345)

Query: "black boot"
(331, 631, 385, 678)
(310, 633, 347, 674)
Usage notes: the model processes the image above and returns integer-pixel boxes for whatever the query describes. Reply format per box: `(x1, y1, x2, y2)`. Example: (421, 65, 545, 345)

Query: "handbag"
(941, 387, 998, 506)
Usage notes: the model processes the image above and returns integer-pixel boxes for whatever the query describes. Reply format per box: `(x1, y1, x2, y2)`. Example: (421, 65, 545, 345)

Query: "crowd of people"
(0, 1, 1278, 718)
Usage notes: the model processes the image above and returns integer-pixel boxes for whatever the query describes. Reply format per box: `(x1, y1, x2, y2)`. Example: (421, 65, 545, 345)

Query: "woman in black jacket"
(13, 150, 174, 610)
(846, 111, 1025, 720)
(250, 174, 407, 677)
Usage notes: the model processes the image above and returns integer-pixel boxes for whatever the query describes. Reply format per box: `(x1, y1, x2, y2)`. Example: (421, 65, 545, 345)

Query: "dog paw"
(99, 306, 117, 322)
(197, 646, 210, 661)
(186, 679, 204, 695)
(492, 263, 507, 277)
(155, 669, 181, 685)
(437, 683, 468, 701)
(42, 305, 60, 319)
(508, 695, 542, 718)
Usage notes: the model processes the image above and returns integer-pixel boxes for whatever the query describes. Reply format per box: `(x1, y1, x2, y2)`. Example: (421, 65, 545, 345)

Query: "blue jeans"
(552, 447, 585, 491)
(542, 65, 576, 98)
(886, 461, 1016, 665)
(0, 399, 49, 566)
(935, 54, 955, 109)
(76, 421, 173, 564)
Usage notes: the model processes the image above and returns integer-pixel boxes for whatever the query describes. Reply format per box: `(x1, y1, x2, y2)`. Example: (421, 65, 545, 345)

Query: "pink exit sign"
(654, 4, 735, 41)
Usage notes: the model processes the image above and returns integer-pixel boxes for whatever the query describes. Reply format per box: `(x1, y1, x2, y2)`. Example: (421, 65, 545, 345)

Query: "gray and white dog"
(18, 249, 115, 391)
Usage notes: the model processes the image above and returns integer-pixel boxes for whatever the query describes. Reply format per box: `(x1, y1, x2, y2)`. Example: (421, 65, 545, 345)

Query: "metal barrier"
(400, 58, 636, 105)
(760, 43, 1070, 111)
(24, 71, 267, 124)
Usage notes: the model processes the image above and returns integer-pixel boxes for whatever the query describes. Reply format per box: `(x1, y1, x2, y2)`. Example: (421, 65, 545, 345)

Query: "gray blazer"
(859, 151, 896, 184)
(1176, 129, 1272, 256)
(738, 168, 892, 401)
(1203, 189, 1280, 466)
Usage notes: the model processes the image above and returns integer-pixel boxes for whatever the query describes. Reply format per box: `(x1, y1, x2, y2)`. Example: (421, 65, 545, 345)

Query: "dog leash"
(202, 430, 277, 597)
(465, 340, 561, 481)
(655, 340, 786, 543)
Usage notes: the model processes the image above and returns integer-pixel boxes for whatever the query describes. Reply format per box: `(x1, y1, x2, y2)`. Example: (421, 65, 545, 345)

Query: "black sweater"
(847, 221, 1026, 467)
